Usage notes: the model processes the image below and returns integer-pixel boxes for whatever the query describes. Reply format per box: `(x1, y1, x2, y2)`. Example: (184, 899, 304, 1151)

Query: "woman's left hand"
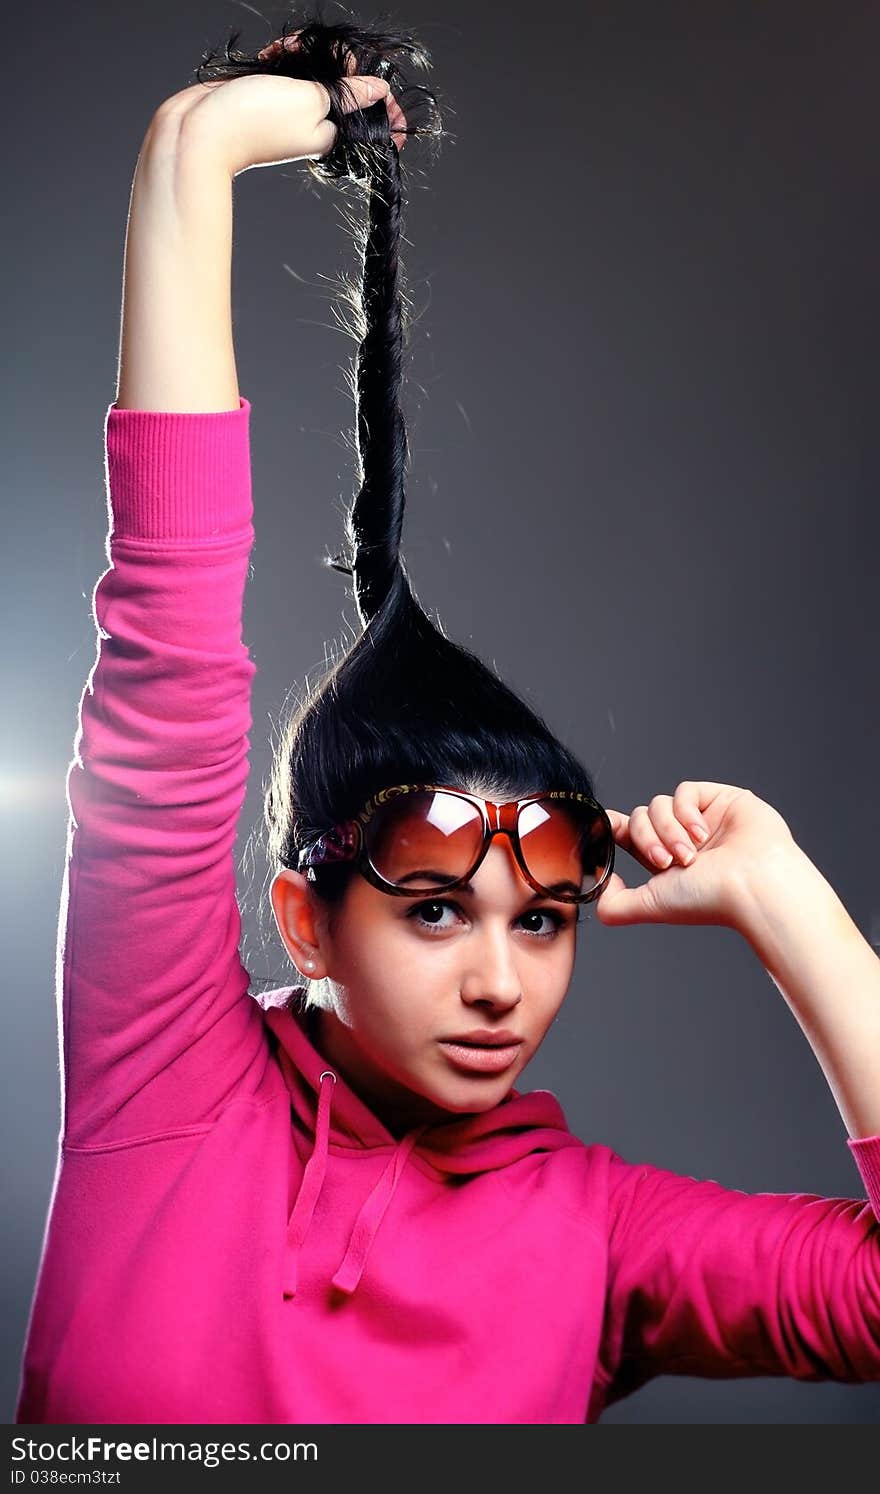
(595, 781, 797, 929)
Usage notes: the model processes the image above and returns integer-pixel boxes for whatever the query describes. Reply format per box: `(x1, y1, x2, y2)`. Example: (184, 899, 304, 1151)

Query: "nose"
(459, 918, 523, 1014)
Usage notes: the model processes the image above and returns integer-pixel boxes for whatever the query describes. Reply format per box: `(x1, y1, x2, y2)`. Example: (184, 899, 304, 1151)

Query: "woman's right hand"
(153, 34, 402, 178)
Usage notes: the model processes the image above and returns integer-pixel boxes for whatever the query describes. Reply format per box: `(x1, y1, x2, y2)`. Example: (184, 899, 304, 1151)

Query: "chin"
(448, 1088, 513, 1114)
(386, 1051, 524, 1124)
(429, 1070, 519, 1114)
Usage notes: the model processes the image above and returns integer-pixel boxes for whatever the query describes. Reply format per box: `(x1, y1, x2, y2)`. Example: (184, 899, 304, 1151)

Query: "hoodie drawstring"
(330, 1124, 425, 1295)
(282, 1070, 336, 1300)
(282, 1069, 427, 1300)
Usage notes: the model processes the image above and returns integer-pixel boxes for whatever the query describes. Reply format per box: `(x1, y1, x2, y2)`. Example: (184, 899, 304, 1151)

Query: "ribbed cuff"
(847, 1133, 880, 1219)
(103, 396, 253, 541)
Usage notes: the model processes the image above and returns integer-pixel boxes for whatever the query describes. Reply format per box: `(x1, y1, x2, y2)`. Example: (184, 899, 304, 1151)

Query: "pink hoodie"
(14, 398, 880, 1424)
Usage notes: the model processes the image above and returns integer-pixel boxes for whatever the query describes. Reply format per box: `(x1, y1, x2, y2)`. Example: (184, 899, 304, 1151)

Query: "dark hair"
(199, 8, 598, 945)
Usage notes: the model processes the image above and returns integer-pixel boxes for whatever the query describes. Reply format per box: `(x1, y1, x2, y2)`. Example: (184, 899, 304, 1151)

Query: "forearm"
(731, 844, 880, 1140)
(116, 113, 239, 412)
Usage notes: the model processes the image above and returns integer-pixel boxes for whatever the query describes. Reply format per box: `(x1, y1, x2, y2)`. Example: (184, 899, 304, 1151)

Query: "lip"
(438, 1031, 524, 1076)
(441, 1029, 524, 1048)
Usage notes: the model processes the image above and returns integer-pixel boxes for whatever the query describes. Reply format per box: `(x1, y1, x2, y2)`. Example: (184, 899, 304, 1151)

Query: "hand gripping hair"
(198, 7, 601, 910)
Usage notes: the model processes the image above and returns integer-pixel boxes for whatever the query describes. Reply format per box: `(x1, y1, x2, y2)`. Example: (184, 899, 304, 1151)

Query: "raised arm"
(62, 114, 266, 1150)
(591, 782, 880, 1412)
(116, 105, 239, 412)
(60, 65, 405, 1150)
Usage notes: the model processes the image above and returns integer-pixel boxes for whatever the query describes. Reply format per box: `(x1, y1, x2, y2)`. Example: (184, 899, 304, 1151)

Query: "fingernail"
(651, 846, 673, 868)
(691, 824, 708, 844)
(674, 842, 696, 866)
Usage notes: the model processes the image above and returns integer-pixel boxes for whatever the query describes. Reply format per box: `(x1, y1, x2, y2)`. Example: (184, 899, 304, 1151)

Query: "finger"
(306, 117, 341, 161)
(338, 74, 392, 114)
(671, 781, 712, 846)
(605, 808, 657, 874)
(605, 808, 630, 848)
(387, 91, 409, 150)
(644, 793, 699, 868)
(306, 76, 391, 161)
(593, 871, 664, 928)
(258, 31, 303, 62)
(627, 804, 678, 871)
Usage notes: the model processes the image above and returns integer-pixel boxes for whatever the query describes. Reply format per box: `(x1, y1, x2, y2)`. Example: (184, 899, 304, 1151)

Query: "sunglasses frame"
(296, 783, 616, 904)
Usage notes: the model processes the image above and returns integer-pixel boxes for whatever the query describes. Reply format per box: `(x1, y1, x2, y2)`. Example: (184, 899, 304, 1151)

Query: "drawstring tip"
(330, 1261, 363, 1296)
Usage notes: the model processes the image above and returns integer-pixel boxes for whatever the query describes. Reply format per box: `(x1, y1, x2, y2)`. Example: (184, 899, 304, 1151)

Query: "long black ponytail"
(198, 7, 599, 931)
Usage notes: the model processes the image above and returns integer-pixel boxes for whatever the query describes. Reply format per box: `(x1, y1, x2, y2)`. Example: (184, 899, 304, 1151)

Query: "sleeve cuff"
(846, 1133, 880, 1219)
(103, 396, 253, 542)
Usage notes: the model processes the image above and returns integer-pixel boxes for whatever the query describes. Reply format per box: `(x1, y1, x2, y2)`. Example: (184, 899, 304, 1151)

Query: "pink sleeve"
(59, 398, 270, 1149)
(596, 1137, 880, 1407)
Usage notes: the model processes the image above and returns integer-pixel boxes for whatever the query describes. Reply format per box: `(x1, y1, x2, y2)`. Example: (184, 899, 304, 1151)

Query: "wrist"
(726, 839, 827, 944)
(727, 841, 864, 988)
(144, 105, 232, 180)
(147, 93, 234, 175)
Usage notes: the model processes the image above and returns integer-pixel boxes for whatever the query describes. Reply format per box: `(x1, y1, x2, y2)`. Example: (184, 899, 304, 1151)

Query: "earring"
(302, 958, 315, 971)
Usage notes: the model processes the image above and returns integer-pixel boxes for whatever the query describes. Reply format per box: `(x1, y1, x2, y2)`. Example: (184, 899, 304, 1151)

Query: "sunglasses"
(295, 783, 616, 904)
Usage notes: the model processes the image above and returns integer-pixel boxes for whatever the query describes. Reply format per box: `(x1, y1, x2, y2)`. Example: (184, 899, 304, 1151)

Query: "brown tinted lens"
(518, 798, 612, 897)
(363, 791, 485, 891)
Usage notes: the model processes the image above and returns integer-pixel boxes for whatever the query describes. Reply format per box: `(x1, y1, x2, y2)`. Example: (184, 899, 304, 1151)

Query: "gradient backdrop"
(4, 0, 879, 1423)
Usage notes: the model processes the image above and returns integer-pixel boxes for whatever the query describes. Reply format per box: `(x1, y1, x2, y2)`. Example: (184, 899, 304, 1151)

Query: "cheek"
(335, 913, 424, 990)
(332, 921, 444, 1034)
(334, 898, 458, 983)
(524, 947, 576, 1022)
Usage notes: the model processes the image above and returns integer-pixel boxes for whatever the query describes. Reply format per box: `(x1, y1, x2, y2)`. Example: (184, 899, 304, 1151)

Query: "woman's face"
(271, 833, 581, 1132)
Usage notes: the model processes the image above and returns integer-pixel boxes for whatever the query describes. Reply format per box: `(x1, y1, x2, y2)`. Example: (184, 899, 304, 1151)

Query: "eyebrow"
(396, 872, 580, 901)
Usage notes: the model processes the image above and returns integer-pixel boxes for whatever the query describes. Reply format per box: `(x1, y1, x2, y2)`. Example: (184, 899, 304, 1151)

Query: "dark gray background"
(4, 0, 879, 1424)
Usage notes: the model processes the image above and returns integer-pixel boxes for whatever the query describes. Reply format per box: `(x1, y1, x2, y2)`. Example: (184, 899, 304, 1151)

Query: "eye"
(405, 899, 464, 934)
(405, 899, 573, 939)
(516, 907, 569, 938)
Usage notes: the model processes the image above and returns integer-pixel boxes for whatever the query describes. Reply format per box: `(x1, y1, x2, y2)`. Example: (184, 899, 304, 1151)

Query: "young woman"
(15, 14, 880, 1425)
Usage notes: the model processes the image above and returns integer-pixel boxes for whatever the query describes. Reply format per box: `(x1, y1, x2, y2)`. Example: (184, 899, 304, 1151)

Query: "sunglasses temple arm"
(297, 820, 361, 871)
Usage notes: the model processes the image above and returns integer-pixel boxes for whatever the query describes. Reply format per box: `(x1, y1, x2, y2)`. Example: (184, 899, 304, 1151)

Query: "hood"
(262, 989, 582, 1300)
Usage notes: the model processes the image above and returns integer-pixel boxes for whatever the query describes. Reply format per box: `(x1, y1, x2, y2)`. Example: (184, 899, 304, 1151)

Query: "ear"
(269, 868, 332, 981)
